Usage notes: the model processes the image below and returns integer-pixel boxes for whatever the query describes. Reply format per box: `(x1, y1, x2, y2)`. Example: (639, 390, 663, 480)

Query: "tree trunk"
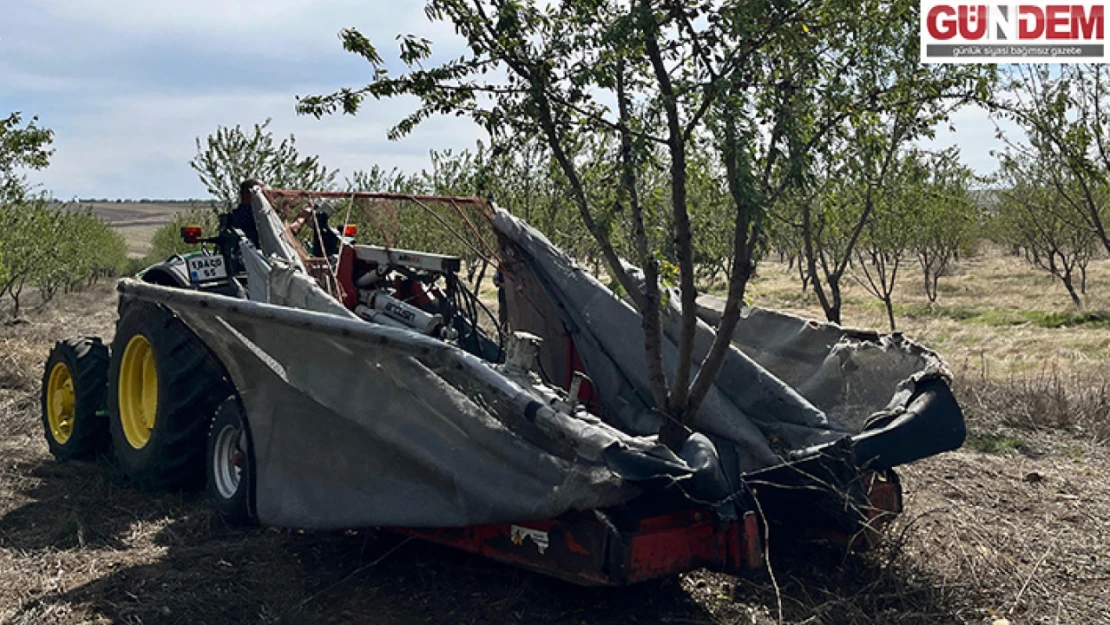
(801, 211, 840, 323)
(1062, 272, 1082, 311)
(644, 12, 697, 421)
(616, 56, 670, 420)
(671, 114, 766, 449)
(822, 275, 843, 325)
(10, 281, 25, 318)
(919, 251, 938, 303)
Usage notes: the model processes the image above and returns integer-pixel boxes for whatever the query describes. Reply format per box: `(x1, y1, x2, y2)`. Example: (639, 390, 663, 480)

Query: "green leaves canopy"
(1, 112, 54, 204)
(189, 119, 338, 209)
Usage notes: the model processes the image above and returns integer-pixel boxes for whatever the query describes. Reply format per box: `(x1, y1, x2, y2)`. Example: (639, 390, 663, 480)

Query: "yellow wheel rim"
(46, 362, 76, 444)
(119, 334, 158, 449)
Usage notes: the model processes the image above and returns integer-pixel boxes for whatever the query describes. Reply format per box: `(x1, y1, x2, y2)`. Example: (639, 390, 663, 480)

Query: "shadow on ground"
(0, 454, 974, 625)
(0, 455, 710, 624)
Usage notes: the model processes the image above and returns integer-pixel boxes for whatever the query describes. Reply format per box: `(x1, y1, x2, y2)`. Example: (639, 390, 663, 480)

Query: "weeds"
(898, 302, 982, 321)
(964, 432, 1029, 455)
(1022, 310, 1110, 329)
(954, 366, 1110, 443)
(895, 303, 1110, 329)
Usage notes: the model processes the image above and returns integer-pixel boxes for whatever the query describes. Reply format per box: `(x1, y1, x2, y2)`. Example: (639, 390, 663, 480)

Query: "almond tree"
(797, 66, 979, 326)
(992, 65, 1110, 257)
(1, 112, 55, 316)
(189, 119, 338, 210)
(0, 112, 53, 204)
(32, 208, 127, 302)
(300, 0, 992, 449)
(0, 202, 56, 315)
(911, 149, 979, 304)
(0, 114, 127, 316)
(852, 152, 926, 331)
(995, 153, 1096, 311)
(0, 202, 127, 316)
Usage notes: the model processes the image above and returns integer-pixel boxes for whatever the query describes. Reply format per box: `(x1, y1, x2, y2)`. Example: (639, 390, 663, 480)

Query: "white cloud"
(28, 89, 485, 199)
(5, 1, 484, 199)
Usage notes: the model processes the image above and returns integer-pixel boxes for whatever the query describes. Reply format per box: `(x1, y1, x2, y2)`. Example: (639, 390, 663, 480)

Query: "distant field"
(84, 201, 205, 258)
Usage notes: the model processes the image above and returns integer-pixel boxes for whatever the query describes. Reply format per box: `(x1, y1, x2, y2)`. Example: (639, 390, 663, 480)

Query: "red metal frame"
(389, 469, 900, 586)
(394, 508, 764, 586)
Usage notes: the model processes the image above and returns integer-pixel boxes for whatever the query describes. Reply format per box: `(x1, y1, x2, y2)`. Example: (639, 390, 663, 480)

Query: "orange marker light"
(181, 225, 202, 244)
(343, 224, 358, 236)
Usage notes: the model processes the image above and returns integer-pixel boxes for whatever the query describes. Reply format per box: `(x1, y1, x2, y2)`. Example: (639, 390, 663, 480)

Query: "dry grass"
(1, 286, 120, 438)
(0, 253, 1108, 623)
(891, 444, 1110, 624)
(956, 369, 1110, 443)
(744, 245, 1110, 377)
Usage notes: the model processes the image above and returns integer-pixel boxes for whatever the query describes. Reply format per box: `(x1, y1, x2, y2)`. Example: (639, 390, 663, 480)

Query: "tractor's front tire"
(41, 337, 110, 461)
(108, 301, 230, 491)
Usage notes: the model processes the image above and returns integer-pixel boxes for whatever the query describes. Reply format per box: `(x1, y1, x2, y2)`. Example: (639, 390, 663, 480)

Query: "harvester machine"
(40, 183, 965, 585)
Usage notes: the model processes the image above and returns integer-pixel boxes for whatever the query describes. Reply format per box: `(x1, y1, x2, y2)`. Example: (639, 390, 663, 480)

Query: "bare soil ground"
(1, 269, 1108, 623)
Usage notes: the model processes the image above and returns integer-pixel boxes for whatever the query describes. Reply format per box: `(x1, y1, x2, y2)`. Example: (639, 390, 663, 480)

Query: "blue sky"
(1, 1, 1007, 200)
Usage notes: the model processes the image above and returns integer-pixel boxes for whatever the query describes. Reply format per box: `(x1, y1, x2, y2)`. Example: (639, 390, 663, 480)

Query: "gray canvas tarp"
(119, 279, 691, 529)
(492, 208, 961, 476)
(695, 295, 949, 432)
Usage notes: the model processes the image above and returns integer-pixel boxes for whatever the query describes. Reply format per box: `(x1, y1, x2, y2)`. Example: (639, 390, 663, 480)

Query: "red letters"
(1019, 5, 1045, 38)
(1046, 5, 1071, 38)
(927, 4, 989, 39)
(928, 5, 959, 39)
(926, 3, 1105, 42)
(1073, 5, 1104, 39)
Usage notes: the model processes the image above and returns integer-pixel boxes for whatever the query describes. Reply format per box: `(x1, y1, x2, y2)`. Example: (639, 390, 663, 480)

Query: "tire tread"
(108, 301, 231, 491)
(41, 336, 110, 461)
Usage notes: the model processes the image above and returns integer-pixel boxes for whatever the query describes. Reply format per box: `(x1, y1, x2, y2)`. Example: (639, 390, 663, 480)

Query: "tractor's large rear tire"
(41, 337, 110, 461)
(108, 301, 231, 491)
